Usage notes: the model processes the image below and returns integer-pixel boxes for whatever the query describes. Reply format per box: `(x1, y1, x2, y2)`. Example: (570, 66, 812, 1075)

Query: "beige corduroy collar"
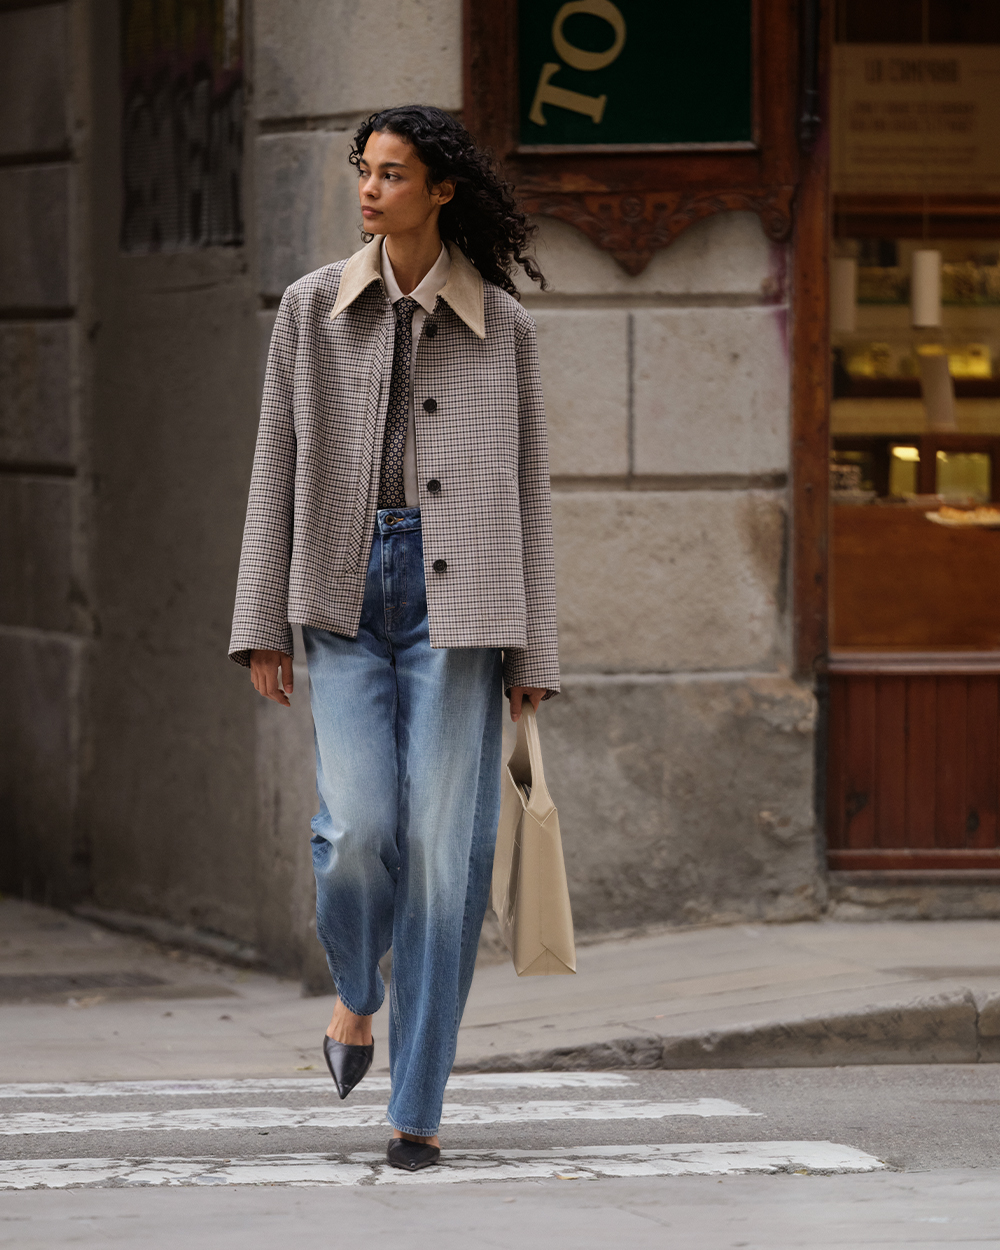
(329, 236, 486, 340)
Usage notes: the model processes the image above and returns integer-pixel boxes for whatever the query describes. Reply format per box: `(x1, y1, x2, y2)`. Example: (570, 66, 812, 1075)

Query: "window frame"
(462, 0, 802, 274)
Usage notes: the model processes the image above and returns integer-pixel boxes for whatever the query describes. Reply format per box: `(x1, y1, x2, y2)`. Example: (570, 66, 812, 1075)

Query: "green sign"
(518, 0, 753, 147)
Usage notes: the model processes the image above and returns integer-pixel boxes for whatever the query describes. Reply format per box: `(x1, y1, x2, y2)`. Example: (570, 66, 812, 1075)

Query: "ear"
(431, 178, 456, 207)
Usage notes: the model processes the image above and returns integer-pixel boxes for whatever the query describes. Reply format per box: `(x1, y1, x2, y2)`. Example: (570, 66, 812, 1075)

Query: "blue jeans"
(303, 507, 503, 1136)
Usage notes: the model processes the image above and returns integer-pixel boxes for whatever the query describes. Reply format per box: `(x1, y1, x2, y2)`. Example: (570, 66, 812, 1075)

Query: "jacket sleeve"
(228, 289, 299, 667)
(502, 318, 561, 696)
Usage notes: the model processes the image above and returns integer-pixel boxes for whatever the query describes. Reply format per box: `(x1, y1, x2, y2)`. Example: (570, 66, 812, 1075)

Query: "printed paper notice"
(832, 45, 1000, 196)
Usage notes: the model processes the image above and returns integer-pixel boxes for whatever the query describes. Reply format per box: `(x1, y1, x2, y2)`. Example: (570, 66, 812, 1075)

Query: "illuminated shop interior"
(825, 0, 1000, 870)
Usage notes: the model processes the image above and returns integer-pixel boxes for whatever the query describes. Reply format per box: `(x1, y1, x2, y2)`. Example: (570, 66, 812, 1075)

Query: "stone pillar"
(0, 1, 89, 905)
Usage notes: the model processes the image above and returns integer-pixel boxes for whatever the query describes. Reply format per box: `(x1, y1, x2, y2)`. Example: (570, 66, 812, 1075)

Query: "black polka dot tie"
(378, 297, 418, 510)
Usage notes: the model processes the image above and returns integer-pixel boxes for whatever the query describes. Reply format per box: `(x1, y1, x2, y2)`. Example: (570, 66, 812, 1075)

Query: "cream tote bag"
(491, 705, 576, 977)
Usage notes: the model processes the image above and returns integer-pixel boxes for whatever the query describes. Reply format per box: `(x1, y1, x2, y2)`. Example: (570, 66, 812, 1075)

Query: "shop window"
(828, 0, 1000, 651)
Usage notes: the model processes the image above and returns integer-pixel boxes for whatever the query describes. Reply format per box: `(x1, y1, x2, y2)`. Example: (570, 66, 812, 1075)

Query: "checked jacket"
(229, 237, 560, 694)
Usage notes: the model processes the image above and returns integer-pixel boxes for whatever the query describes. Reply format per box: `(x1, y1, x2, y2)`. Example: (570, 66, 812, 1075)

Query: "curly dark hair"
(350, 105, 546, 297)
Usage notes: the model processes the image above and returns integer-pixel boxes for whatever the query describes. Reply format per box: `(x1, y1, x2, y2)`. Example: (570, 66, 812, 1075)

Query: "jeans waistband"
(376, 506, 421, 536)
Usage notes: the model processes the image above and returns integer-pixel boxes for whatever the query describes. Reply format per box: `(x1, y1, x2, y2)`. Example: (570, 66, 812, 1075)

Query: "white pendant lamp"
(911, 249, 942, 327)
(830, 257, 857, 333)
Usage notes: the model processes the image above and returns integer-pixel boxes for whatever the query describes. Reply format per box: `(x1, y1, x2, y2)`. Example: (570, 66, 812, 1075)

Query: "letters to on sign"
(528, 0, 627, 127)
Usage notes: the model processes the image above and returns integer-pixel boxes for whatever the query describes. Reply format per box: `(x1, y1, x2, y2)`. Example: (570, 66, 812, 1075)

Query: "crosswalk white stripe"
(0, 1072, 636, 1100)
(0, 1097, 759, 1135)
(0, 1142, 885, 1190)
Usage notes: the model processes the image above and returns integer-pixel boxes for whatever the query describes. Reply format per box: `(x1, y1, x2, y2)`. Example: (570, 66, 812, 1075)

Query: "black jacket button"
(432, 559, 447, 573)
(422, 398, 437, 413)
(426, 479, 441, 494)
(424, 322, 438, 338)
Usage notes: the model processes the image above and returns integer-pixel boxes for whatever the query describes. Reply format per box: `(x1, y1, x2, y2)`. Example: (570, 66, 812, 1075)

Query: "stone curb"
(454, 988, 1000, 1073)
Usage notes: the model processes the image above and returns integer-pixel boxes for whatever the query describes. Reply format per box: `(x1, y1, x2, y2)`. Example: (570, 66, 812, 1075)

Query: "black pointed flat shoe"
(322, 1034, 374, 1100)
(386, 1137, 441, 1171)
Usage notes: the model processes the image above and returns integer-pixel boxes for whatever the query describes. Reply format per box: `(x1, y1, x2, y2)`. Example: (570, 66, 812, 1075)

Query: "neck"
(384, 222, 443, 296)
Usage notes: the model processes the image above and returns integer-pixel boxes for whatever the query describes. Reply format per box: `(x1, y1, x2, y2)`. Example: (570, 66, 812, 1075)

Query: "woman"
(229, 105, 558, 1171)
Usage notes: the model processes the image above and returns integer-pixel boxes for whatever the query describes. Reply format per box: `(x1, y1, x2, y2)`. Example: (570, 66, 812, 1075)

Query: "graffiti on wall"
(121, 0, 244, 251)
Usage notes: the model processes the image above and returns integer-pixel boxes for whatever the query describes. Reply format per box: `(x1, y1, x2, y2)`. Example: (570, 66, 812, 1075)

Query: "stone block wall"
(3, 0, 822, 965)
(247, 0, 821, 937)
(522, 216, 821, 928)
(0, 0, 86, 904)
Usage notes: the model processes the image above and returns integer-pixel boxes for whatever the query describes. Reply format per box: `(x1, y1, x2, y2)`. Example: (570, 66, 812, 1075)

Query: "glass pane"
(889, 445, 919, 497)
(935, 452, 992, 504)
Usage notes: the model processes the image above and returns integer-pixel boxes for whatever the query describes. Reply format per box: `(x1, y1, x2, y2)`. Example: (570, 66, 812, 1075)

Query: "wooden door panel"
(874, 678, 907, 847)
(826, 670, 849, 849)
(966, 677, 998, 849)
(904, 678, 938, 850)
(935, 677, 968, 849)
(827, 668, 1000, 868)
(844, 676, 877, 847)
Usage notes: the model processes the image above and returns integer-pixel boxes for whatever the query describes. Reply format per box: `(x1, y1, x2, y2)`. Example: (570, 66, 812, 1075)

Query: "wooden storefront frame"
(464, 0, 827, 679)
(821, 13, 1000, 872)
(790, 0, 831, 682)
(462, 0, 801, 277)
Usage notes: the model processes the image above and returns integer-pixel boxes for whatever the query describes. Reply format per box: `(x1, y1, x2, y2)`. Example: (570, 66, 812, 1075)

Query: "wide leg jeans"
(303, 507, 503, 1136)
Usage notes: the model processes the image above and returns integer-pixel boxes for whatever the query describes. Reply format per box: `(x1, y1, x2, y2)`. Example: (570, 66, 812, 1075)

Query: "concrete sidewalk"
(1, 899, 998, 1083)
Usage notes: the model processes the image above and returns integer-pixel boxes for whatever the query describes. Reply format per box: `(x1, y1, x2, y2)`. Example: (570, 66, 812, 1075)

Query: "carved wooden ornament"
(464, 0, 801, 274)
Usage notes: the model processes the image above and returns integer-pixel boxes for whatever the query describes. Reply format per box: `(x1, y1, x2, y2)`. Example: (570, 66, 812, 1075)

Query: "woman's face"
(357, 130, 454, 236)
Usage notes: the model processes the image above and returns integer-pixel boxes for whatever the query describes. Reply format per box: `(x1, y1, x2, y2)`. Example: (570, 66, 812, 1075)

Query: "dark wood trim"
(829, 849, 1000, 871)
(830, 652, 1000, 675)
(829, 868, 1000, 884)
(463, 0, 801, 274)
(835, 379, 1000, 400)
(790, 1, 831, 679)
(834, 195, 1000, 240)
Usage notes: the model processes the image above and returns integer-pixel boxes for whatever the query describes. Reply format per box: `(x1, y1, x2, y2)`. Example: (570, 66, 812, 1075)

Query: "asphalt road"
(1, 1065, 999, 1247)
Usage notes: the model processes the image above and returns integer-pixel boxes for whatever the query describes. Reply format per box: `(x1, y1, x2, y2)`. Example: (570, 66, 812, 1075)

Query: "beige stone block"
(0, 322, 73, 463)
(553, 491, 787, 672)
(0, 477, 75, 631)
(633, 306, 789, 476)
(545, 672, 818, 932)
(532, 309, 628, 477)
(522, 212, 782, 299)
(0, 165, 71, 309)
(0, 5, 68, 156)
(256, 133, 363, 298)
(254, 0, 461, 120)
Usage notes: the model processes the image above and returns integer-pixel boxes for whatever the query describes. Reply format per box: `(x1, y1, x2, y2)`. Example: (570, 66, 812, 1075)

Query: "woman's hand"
(250, 649, 294, 707)
(509, 686, 545, 722)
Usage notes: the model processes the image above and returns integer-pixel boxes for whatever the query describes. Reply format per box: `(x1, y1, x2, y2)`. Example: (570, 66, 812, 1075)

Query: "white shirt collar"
(381, 238, 451, 316)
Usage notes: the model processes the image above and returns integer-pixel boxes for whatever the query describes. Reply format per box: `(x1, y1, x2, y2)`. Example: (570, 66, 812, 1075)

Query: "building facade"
(8, 0, 978, 981)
